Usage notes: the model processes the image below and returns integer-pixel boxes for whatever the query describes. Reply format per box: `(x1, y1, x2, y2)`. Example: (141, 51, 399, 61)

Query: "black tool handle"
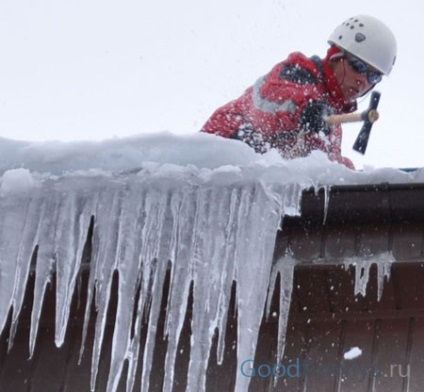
(352, 91, 381, 154)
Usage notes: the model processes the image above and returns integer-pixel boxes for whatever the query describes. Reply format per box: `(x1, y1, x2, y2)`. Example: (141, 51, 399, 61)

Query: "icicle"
(215, 187, 241, 365)
(282, 183, 304, 217)
(322, 185, 331, 225)
(105, 181, 147, 392)
(353, 259, 373, 297)
(29, 192, 64, 357)
(186, 186, 239, 392)
(54, 187, 96, 347)
(0, 195, 33, 336)
(162, 187, 198, 391)
(138, 256, 168, 392)
(344, 252, 395, 299)
(89, 184, 124, 391)
(266, 254, 296, 362)
(376, 253, 395, 301)
(7, 197, 43, 350)
(138, 191, 175, 392)
(232, 183, 286, 392)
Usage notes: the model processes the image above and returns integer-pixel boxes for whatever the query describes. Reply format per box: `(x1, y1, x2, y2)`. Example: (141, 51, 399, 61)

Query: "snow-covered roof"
(0, 132, 423, 392)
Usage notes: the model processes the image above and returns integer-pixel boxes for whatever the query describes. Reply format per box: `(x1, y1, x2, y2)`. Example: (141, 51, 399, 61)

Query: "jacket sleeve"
(201, 108, 243, 138)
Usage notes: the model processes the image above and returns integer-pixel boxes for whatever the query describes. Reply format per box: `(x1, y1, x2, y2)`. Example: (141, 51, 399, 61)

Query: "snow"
(343, 347, 363, 360)
(0, 168, 38, 196)
(0, 132, 422, 392)
(1, 132, 424, 184)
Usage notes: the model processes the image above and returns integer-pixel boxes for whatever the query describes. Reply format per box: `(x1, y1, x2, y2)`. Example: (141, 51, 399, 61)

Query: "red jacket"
(201, 51, 356, 169)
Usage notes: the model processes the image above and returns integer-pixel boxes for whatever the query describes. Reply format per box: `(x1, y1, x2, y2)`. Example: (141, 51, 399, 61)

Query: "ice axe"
(326, 91, 381, 154)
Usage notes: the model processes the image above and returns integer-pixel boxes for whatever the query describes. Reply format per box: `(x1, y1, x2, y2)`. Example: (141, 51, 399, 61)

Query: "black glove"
(299, 101, 333, 135)
(231, 125, 270, 154)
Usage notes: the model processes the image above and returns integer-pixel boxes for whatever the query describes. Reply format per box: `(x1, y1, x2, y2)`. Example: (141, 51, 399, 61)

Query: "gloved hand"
(299, 101, 333, 135)
(231, 125, 271, 154)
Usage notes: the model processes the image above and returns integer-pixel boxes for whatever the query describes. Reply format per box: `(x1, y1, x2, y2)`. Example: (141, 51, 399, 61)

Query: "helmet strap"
(340, 56, 347, 88)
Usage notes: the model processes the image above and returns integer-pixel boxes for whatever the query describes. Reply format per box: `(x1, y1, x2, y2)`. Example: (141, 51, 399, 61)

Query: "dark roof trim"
(292, 183, 424, 225)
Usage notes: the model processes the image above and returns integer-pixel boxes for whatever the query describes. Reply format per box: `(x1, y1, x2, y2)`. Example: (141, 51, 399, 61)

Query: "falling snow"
(343, 347, 363, 360)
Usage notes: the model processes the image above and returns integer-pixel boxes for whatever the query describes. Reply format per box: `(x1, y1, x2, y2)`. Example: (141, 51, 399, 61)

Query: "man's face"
(334, 54, 382, 101)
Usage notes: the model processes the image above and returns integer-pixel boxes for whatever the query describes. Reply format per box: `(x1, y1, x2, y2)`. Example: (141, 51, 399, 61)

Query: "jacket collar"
(321, 56, 357, 113)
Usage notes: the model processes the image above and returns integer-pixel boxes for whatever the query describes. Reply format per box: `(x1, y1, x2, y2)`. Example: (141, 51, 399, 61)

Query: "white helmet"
(328, 15, 397, 75)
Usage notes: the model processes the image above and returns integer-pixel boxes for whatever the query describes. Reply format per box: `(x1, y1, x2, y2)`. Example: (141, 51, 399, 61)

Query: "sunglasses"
(346, 54, 383, 84)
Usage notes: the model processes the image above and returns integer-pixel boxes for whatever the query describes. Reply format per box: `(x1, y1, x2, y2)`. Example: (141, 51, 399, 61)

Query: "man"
(201, 15, 397, 169)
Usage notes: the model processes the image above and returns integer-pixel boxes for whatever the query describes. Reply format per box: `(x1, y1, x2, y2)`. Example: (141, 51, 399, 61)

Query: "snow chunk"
(0, 168, 37, 196)
(344, 347, 362, 360)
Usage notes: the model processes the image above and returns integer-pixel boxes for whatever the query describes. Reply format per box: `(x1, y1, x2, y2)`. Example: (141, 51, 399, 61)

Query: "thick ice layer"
(0, 133, 418, 391)
(0, 162, 305, 392)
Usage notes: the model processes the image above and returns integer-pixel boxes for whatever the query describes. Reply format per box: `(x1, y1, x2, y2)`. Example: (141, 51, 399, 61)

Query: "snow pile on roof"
(0, 132, 422, 392)
(1, 131, 423, 183)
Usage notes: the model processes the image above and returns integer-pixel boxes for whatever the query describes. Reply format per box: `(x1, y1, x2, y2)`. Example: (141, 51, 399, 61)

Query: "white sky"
(0, 0, 421, 169)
